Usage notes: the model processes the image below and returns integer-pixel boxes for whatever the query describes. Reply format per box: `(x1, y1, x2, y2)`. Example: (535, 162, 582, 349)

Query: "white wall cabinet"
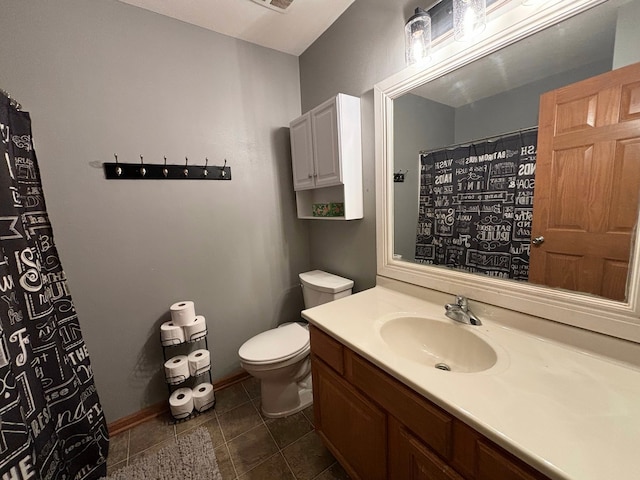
(289, 93, 363, 220)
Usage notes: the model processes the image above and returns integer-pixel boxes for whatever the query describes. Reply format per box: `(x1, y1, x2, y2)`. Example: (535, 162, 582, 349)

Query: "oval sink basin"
(379, 316, 497, 373)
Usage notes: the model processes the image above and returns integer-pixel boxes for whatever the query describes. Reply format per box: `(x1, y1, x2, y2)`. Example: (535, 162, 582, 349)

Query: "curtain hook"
(221, 158, 227, 178)
(163, 156, 168, 178)
(203, 157, 209, 177)
(114, 153, 122, 176)
(139, 154, 146, 177)
(184, 157, 189, 177)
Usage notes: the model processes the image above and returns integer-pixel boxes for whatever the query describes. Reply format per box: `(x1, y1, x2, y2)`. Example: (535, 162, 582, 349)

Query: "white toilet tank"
(299, 270, 354, 308)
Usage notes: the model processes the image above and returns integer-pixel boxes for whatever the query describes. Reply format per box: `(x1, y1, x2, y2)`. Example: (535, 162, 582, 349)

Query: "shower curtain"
(0, 93, 108, 479)
(415, 130, 537, 280)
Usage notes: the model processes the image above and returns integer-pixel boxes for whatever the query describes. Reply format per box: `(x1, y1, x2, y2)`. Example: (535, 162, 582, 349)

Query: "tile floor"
(106, 377, 350, 479)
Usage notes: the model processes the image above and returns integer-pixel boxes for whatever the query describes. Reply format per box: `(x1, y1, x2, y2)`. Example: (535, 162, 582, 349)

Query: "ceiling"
(117, 0, 355, 56)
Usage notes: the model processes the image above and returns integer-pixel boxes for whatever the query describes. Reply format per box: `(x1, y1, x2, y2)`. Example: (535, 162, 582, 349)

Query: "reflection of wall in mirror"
(393, 60, 610, 264)
(392, 0, 640, 264)
(394, 94, 453, 262)
(613, 0, 640, 69)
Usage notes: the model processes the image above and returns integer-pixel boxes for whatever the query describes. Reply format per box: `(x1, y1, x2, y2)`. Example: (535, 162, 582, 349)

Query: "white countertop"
(302, 285, 640, 480)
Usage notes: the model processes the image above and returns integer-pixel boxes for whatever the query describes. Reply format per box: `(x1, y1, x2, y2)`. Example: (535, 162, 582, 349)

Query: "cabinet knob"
(532, 236, 545, 246)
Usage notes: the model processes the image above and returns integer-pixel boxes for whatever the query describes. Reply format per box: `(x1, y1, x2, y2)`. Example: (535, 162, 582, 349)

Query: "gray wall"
(299, 0, 425, 291)
(0, 0, 308, 422)
(613, 0, 640, 69)
(393, 94, 454, 261)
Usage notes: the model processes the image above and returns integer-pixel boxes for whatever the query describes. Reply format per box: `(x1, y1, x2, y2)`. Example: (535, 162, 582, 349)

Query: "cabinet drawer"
(309, 325, 344, 375)
(345, 350, 453, 459)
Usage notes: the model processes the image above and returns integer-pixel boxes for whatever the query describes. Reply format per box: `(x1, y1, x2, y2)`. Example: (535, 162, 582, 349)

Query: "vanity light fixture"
(453, 0, 486, 41)
(405, 7, 432, 66)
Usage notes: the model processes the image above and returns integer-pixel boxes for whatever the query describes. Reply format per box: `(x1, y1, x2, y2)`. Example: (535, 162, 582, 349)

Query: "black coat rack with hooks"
(103, 155, 232, 180)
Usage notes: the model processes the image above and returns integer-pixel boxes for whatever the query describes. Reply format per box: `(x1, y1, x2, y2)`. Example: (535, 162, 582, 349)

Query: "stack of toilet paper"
(164, 350, 211, 383)
(160, 301, 207, 346)
(168, 382, 215, 418)
(161, 300, 215, 419)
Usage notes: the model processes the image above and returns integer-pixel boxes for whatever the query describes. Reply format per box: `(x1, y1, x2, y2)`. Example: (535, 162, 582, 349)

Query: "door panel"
(610, 139, 640, 231)
(290, 114, 315, 190)
(620, 81, 640, 121)
(388, 417, 462, 480)
(530, 62, 640, 301)
(555, 94, 597, 133)
(311, 100, 342, 187)
(312, 358, 387, 480)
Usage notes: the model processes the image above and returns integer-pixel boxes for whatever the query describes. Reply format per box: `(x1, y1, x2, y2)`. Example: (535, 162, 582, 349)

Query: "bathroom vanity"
(303, 282, 640, 480)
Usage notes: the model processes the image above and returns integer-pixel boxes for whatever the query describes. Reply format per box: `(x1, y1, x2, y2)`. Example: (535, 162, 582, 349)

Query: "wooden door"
(529, 61, 640, 300)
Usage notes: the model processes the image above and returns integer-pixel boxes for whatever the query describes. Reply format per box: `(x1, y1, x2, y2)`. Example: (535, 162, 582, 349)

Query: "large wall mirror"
(375, 0, 640, 343)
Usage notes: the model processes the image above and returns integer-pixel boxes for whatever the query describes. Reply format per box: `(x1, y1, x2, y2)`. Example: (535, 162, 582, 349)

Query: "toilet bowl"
(238, 270, 353, 418)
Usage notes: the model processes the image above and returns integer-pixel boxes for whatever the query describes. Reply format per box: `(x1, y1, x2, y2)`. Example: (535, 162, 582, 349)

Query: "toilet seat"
(239, 323, 310, 365)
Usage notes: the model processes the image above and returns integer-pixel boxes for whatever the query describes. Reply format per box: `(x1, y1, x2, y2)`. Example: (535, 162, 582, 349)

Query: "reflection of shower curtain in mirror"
(0, 93, 108, 479)
(415, 130, 537, 281)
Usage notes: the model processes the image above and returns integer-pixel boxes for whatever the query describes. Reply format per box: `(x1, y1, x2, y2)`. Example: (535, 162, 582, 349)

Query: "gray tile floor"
(106, 377, 350, 479)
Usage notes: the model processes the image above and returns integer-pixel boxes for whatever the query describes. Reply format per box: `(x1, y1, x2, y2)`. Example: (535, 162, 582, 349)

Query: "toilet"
(238, 270, 354, 418)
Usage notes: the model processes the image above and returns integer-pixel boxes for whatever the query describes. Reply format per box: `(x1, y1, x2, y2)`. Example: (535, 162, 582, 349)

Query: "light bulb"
(453, 0, 487, 42)
(405, 8, 432, 65)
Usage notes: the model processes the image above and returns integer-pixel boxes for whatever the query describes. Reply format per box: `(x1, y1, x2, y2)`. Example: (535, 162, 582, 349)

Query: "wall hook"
(140, 154, 147, 177)
(114, 153, 122, 176)
(103, 155, 231, 180)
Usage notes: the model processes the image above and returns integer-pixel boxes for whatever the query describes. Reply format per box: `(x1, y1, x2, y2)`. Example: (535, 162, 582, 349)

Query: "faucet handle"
(455, 295, 468, 309)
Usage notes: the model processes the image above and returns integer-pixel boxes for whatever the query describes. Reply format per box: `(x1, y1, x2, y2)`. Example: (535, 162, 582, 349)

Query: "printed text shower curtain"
(415, 130, 537, 280)
(0, 94, 108, 479)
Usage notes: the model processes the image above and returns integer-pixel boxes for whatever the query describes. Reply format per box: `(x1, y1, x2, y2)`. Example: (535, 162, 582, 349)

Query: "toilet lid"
(239, 323, 309, 364)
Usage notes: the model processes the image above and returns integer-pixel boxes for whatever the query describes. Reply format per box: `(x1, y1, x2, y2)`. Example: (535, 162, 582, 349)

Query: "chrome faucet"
(445, 295, 482, 326)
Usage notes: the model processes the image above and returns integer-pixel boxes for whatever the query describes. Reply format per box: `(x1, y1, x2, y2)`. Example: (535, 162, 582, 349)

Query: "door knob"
(532, 236, 545, 246)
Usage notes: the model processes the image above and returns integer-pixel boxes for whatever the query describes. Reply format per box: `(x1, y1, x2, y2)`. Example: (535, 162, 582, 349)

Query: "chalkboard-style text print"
(415, 130, 537, 281)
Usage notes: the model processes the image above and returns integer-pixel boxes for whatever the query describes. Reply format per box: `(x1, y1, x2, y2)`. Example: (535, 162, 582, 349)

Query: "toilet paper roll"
(164, 355, 190, 384)
(183, 315, 207, 342)
(187, 349, 211, 376)
(160, 321, 185, 346)
(192, 382, 215, 412)
(170, 301, 196, 327)
(169, 387, 193, 418)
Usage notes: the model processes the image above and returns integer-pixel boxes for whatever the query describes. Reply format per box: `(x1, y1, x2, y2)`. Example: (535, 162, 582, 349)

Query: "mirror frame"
(375, 0, 640, 343)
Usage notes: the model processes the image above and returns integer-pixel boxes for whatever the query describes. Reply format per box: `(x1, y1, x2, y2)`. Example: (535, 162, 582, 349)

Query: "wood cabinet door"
(290, 112, 315, 190)
(530, 61, 640, 300)
(311, 97, 343, 187)
(476, 441, 544, 480)
(453, 420, 551, 480)
(389, 417, 463, 480)
(312, 357, 387, 480)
